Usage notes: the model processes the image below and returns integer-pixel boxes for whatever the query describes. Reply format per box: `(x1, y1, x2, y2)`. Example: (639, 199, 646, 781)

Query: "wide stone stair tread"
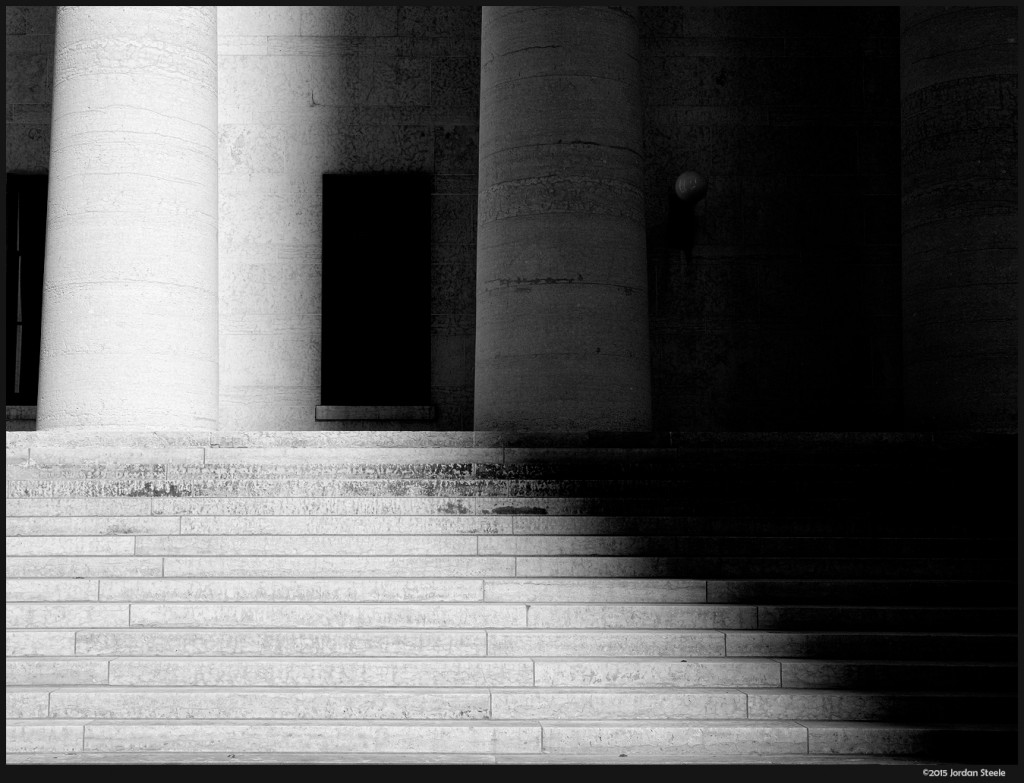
(9, 534, 1006, 559)
(2, 751, 948, 764)
(7, 718, 1017, 760)
(7, 686, 1016, 722)
(6, 577, 1017, 606)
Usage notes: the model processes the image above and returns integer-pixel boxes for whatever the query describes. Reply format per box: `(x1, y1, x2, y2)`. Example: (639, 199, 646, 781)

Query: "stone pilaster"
(474, 6, 651, 431)
(36, 6, 219, 430)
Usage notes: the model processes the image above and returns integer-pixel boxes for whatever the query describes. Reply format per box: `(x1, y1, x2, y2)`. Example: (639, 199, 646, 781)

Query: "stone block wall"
(640, 7, 902, 430)
(217, 6, 480, 430)
(5, 6, 54, 173)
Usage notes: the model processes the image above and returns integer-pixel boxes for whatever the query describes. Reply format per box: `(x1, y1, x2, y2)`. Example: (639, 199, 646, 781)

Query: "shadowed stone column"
(36, 6, 218, 430)
(901, 7, 1017, 430)
(474, 6, 651, 431)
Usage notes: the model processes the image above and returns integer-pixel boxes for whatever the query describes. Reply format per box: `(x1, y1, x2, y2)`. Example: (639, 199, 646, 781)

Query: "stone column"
(901, 7, 1017, 430)
(36, 6, 218, 430)
(474, 6, 651, 431)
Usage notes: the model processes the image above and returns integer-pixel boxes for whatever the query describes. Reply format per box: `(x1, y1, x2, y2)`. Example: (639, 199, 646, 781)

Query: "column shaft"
(37, 6, 219, 430)
(901, 7, 1017, 430)
(474, 6, 651, 431)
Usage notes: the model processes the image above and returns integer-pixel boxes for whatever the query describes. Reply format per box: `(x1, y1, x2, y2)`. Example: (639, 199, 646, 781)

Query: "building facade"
(6, 5, 1016, 435)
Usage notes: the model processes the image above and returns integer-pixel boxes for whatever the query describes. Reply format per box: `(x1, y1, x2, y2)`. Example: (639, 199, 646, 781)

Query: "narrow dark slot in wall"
(321, 172, 432, 406)
(5, 173, 47, 405)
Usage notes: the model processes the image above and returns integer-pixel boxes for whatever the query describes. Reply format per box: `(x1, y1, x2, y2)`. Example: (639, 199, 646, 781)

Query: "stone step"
(38, 685, 976, 725)
(5, 478, 874, 500)
(65, 629, 726, 658)
(6, 457, 953, 480)
(530, 658, 1017, 689)
(724, 631, 1014, 661)
(2, 496, 871, 517)
(8, 514, 1008, 538)
(6, 657, 786, 687)
(11, 718, 1013, 758)
(6, 718, 819, 755)
(755, 605, 1017, 632)
(478, 536, 995, 557)
(0, 752, 948, 765)
(8, 686, 801, 721)
(18, 655, 1007, 691)
(5, 602, 759, 630)
(8, 555, 1013, 580)
(779, 660, 1017, 692)
(10, 454, 956, 476)
(8, 718, 543, 754)
(511, 556, 1014, 579)
(8, 578, 493, 603)
(5, 556, 517, 578)
(8, 578, 1015, 607)
(801, 721, 1017, 762)
(707, 579, 1018, 607)
(742, 689, 1017, 722)
(9, 628, 493, 657)
(7, 534, 1002, 559)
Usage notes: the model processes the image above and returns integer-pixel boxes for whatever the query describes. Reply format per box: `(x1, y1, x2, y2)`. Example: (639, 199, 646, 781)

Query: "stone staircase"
(5, 432, 1017, 764)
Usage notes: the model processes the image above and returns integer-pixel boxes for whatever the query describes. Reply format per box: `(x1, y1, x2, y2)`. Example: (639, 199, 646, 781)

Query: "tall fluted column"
(474, 6, 651, 431)
(37, 6, 218, 430)
(901, 7, 1017, 430)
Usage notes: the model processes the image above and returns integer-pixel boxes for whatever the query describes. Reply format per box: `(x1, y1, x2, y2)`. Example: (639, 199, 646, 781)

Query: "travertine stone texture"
(76, 629, 488, 657)
(217, 6, 481, 430)
(49, 688, 493, 720)
(7, 658, 109, 685)
(6, 688, 50, 719)
(474, 6, 651, 431)
(6, 722, 84, 753)
(5, 7, 55, 172)
(900, 6, 1018, 429)
(0, 751, 938, 765)
(107, 658, 534, 687)
(6, 630, 76, 656)
(542, 721, 808, 755)
(640, 7, 902, 431)
(533, 659, 780, 688)
(490, 689, 747, 720)
(36, 6, 219, 430)
(487, 630, 725, 657)
(80, 721, 542, 754)
(95, 578, 486, 603)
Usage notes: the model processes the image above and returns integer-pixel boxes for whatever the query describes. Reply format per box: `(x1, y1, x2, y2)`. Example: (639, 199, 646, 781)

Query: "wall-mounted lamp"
(674, 171, 708, 207)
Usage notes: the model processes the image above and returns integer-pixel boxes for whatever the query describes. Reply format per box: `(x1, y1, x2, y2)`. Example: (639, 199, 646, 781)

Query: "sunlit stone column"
(474, 6, 652, 431)
(37, 6, 218, 430)
(901, 7, 1017, 430)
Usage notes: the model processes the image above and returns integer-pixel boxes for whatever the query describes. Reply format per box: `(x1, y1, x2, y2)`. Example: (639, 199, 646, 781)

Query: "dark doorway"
(321, 173, 432, 406)
(5, 174, 48, 405)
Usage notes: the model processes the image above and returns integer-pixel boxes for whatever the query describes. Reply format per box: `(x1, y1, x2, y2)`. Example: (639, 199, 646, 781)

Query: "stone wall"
(217, 6, 480, 430)
(640, 7, 902, 430)
(5, 6, 54, 173)
(901, 6, 1018, 430)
